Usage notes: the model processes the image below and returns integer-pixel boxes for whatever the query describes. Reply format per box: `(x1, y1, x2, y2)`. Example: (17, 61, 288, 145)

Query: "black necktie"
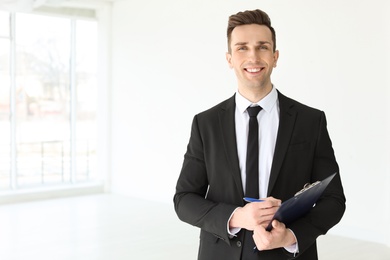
(245, 106, 262, 199)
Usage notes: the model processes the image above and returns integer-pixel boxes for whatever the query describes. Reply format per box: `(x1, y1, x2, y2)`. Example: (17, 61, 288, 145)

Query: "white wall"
(110, 0, 390, 246)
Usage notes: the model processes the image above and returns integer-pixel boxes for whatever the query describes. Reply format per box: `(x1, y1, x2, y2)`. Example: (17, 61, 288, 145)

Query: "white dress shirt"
(235, 87, 279, 198)
(229, 87, 298, 254)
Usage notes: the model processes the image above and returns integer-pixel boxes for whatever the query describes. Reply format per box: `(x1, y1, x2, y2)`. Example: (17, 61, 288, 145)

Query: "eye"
(238, 46, 247, 51)
(259, 45, 269, 50)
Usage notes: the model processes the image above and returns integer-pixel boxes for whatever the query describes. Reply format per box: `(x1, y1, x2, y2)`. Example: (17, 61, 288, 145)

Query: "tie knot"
(247, 106, 262, 117)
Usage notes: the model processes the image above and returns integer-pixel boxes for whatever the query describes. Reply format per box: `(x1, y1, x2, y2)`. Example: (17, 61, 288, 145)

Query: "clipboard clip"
(294, 181, 321, 196)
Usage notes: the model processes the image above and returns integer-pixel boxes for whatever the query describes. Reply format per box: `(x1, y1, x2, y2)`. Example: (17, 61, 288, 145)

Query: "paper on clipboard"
(266, 172, 337, 231)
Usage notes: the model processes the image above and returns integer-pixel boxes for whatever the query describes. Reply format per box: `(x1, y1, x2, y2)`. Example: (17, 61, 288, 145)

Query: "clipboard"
(265, 172, 337, 231)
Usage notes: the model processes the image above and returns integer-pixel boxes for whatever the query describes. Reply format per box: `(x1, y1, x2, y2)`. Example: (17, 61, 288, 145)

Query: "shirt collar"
(235, 86, 278, 114)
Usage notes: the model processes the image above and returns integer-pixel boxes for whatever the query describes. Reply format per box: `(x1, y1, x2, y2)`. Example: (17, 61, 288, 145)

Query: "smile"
(245, 68, 261, 73)
(244, 67, 264, 74)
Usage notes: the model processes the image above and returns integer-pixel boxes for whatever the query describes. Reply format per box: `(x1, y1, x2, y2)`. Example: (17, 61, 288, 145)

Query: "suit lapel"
(216, 92, 297, 198)
(218, 95, 245, 199)
(268, 91, 297, 195)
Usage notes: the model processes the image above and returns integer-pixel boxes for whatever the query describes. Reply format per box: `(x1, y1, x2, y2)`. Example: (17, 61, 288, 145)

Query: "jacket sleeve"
(173, 115, 238, 244)
(288, 111, 346, 255)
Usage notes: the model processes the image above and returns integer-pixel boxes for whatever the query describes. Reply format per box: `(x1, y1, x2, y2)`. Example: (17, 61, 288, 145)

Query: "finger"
(256, 208, 279, 223)
(256, 208, 279, 226)
(253, 225, 267, 237)
(265, 196, 282, 206)
(259, 206, 279, 215)
(254, 200, 280, 209)
(272, 220, 285, 230)
(253, 226, 272, 250)
(272, 220, 279, 229)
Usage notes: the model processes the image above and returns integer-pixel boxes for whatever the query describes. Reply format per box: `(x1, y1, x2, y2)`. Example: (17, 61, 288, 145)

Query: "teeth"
(246, 68, 261, 73)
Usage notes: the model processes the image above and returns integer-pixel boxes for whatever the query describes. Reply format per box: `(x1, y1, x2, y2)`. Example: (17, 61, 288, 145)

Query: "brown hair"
(227, 9, 276, 53)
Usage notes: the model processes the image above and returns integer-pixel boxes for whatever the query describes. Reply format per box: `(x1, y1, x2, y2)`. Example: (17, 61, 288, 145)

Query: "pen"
(243, 197, 264, 203)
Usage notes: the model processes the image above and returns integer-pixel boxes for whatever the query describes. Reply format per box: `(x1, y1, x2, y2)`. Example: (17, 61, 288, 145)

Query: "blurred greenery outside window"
(0, 10, 98, 190)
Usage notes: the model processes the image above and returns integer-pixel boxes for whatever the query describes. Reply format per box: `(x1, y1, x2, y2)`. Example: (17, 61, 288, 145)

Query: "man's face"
(226, 24, 279, 92)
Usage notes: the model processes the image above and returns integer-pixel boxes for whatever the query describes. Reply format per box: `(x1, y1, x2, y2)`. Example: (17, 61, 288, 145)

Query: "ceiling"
(0, 0, 118, 12)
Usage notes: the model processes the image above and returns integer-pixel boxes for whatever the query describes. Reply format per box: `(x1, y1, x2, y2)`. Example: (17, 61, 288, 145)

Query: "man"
(173, 9, 346, 260)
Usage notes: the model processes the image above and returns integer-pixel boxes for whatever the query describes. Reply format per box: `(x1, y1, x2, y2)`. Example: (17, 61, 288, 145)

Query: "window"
(0, 10, 98, 190)
(0, 11, 10, 189)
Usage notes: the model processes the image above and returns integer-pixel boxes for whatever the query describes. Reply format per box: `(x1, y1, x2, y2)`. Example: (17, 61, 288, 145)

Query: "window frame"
(0, 3, 110, 199)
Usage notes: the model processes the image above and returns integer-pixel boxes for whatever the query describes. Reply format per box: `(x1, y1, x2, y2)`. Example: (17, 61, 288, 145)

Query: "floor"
(0, 193, 389, 260)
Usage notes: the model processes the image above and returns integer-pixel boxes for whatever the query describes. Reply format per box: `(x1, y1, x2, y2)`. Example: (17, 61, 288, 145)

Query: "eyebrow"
(234, 41, 272, 46)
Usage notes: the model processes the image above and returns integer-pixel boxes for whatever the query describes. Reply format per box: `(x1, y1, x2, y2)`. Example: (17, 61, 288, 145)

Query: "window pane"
(0, 11, 9, 37)
(15, 13, 71, 187)
(75, 20, 98, 181)
(0, 37, 10, 190)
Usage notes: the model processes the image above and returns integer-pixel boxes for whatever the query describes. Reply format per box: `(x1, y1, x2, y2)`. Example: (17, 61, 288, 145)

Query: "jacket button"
(236, 241, 242, 247)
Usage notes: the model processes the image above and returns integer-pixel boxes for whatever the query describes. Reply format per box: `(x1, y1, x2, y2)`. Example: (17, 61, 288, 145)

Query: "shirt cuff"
(284, 229, 299, 255)
(227, 207, 241, 238)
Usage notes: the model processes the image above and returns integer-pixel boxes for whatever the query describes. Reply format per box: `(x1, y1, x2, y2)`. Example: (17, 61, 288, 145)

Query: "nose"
(247, 49, 260, 63)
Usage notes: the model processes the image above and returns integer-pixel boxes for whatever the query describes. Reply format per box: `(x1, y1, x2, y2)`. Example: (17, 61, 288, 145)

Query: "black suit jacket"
(174, 91, 346, 260)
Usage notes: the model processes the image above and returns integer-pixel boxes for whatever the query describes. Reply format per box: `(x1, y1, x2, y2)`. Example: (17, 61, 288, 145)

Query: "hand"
(229, 197, 281, 231)
(252, 220, 297, 250)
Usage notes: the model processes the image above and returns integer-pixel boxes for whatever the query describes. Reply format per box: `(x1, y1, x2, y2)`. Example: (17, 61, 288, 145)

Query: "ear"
(273, 50, 279, 68)
(226, 52, 233, 69)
